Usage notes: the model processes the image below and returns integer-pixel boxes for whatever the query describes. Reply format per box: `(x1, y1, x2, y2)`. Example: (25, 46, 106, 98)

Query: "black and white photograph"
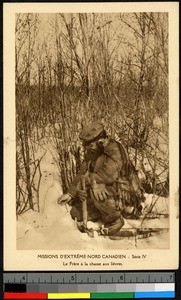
(4, 3, 179, 271)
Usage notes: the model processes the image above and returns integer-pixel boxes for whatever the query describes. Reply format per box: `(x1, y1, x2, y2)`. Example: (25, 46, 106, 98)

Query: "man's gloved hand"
(77, 189, 87, 202)
(92, 183, 109, 201)
(57, 193, 72, 205)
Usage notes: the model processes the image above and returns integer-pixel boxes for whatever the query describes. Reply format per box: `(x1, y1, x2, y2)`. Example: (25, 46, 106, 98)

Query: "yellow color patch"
(48, 293, 90, 299)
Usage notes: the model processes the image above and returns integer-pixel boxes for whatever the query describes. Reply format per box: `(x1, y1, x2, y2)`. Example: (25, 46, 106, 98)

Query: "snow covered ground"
(17, 142, 169, 250)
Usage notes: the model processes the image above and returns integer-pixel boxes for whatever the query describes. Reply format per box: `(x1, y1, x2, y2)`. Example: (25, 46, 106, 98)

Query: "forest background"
(15, 12, 169, 216)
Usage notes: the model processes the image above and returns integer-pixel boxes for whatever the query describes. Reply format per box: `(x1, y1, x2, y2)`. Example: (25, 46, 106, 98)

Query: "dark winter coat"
(68, 138, 144, 208)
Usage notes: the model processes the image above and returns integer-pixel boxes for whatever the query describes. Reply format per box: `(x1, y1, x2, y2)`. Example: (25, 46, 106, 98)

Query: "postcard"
(4, 2, 179, 271)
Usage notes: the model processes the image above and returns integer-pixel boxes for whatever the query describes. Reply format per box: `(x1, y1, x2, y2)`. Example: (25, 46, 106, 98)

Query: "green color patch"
(91, 292, 134, 299)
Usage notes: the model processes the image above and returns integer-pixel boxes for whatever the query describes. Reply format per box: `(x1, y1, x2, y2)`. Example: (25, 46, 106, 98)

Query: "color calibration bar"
(4, 283, 175, 299)
(4, 291, 175, 299)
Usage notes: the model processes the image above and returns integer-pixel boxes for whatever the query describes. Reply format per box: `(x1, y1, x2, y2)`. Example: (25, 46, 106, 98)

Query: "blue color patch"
(135, 291, 175, 298)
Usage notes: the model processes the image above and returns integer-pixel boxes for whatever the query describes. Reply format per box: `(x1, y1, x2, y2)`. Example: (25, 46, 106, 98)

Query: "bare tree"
(16, 13, 46, 215)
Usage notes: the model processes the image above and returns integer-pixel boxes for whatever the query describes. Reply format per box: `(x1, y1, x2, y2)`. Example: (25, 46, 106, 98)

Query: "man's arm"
(92, 141, 123, 184)
(68, 160, 88, 197)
